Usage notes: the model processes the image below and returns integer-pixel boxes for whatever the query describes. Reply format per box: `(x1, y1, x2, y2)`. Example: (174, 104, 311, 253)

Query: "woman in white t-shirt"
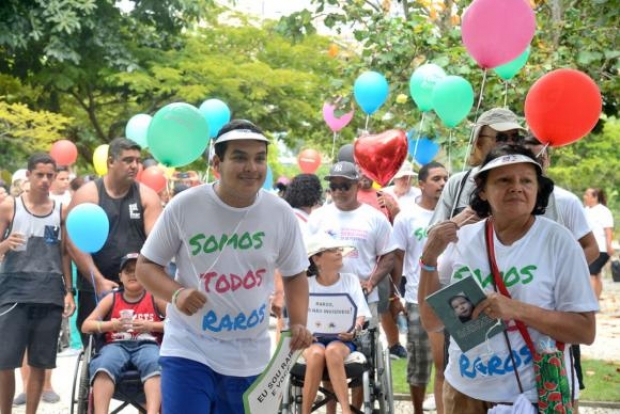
(301, 234, 371, 414)
(583, 187, 615, 300)
(418, 145, 598, 413)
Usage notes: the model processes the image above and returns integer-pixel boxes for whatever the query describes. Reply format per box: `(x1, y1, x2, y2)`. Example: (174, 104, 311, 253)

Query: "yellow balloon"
(157, 163, 176, 179)
(372, 181, 382, 190)
(93, 144, 109, 176)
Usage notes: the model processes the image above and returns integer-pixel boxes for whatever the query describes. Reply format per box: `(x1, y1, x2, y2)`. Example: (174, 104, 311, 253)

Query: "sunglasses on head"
(329, 182, 352, 192)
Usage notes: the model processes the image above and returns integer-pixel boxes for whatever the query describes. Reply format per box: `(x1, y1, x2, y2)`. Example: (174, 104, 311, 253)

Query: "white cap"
(306, 233, 356, 258)
(474, 154, 542, 178)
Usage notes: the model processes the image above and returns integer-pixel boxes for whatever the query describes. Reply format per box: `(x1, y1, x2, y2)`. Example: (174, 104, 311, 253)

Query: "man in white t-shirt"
(391, 161, 448, 414)
(49, 166, 72, 207)
(136, 120, 312, 414)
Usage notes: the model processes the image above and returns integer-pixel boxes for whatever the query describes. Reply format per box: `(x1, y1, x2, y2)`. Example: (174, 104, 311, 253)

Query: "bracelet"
(96, 321, 103, 333)
(172, 287, 186, 307)
(419, 258, 437, 272)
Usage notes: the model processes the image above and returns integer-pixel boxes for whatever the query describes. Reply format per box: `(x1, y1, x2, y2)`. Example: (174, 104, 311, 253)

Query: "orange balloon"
(297, 149, 322, 174)
(140, 166, 167, 193)
(328, 44, 339, 58)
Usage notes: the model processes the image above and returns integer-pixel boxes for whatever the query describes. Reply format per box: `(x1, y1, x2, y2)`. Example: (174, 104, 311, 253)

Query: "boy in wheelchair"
(81, 253, 166, 414)
(301, 235, 372, 414)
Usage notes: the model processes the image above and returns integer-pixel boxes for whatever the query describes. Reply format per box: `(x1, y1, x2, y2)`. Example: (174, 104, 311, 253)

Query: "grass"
(390, 358, 620, 402)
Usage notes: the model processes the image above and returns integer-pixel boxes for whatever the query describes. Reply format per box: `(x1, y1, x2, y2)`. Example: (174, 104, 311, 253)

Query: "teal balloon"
(67, 203, 109, 253)
(262, 166, 273, 191)
(125, 114, 152, 148)
(494, 46, 531, 80)
(432, 76, 474, 128)
(147, 103, 210, 167)
(199, 99, 231, 138)
(354, 71, 389, 115)
(409, 64, 446, 112)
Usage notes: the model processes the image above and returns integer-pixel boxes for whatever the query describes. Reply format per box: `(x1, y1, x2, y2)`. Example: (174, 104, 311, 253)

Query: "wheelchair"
(281, 324, 395, 414)
(70, 335, 148, 414)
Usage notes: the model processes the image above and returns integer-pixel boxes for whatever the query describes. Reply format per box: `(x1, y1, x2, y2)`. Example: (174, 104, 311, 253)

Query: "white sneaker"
(423, 395, 437, 411)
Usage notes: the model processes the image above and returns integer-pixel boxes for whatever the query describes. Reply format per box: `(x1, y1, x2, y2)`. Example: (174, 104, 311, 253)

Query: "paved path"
(11, 278, 620, 413)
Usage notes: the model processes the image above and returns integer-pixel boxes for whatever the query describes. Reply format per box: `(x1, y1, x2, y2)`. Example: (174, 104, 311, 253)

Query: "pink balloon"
(462, 0, 536, 69)
(322, 103, 354, 133)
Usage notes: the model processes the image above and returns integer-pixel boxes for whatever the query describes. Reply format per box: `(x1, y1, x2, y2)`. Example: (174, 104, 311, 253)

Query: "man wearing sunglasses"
(430, 107, 527, 227)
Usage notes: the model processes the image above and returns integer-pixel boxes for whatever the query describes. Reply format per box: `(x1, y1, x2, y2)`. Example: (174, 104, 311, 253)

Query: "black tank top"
(77, 179, 147, 291)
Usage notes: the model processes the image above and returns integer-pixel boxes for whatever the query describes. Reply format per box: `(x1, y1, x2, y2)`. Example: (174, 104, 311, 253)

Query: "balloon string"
(461, 68, 489, 172)
(331, 131, 337, 161)
(503, 81, 509, 108)
(448, 129, 453, 174)
(364, 115, 370, 132)
(413, 112, 426, 162)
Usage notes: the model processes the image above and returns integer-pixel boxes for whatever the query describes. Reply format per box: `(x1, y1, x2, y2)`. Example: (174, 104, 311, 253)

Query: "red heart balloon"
(354, 130, 408, 187)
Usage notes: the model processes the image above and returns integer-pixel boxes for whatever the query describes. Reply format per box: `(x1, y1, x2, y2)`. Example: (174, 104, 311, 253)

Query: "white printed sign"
(307, 293, 357, 336)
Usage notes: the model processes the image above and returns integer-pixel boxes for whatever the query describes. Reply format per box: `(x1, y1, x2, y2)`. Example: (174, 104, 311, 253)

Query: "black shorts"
(588, 252, 610, 275)
(0, 303, 63, 370)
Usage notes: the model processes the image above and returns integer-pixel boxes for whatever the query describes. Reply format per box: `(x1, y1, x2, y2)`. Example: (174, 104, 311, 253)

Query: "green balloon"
(432, 76, 474, 128)
(147, 103, 210, 167)
(494, 46, 531, 81)
(409, 63, 446, 112)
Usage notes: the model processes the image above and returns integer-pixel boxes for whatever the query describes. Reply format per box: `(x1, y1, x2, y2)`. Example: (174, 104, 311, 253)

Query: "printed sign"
(243, 331, 302, 414)
(307, 293, 357, 336)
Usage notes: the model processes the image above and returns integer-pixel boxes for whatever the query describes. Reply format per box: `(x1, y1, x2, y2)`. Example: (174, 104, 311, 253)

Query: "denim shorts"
(89, 341, 160, 384)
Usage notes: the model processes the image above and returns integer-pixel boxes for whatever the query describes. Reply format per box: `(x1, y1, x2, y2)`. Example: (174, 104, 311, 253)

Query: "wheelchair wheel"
(71, 338, 94, 414)
(374, 342, 394, 414)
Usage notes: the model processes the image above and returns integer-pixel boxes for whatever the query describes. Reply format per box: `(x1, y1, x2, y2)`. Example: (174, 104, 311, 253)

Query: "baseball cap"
(474, 154, 542, 178)
(473, 108, 526, 142)
(393, 160, 417, 179)
(306, 233, 356, 258)
(214, 129, 270, 144)
(324, 161, 359, 181)
(119, 253, 140, 272)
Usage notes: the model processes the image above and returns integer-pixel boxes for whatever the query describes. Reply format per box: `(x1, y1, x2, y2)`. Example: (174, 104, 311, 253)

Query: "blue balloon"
(353, 71, 389, 115)
(409, 137, 441, 166)
(125, 114, 152, 149)
(67, 203, 109, 253)
(199, 99, 231, 138)
(263, 166, 273, 191)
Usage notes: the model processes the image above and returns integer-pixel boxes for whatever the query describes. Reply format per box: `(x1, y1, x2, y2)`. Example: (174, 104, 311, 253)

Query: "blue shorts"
(89, 341, 160, 384)
(160, 356, 258, 414)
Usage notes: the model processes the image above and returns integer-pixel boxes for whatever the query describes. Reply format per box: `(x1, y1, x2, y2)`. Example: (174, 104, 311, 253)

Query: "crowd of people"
(0, 109, 615, 414)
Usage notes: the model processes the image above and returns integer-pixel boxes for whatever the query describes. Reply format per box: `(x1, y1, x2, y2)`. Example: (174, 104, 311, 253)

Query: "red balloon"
(525, 69, 602, 147)
(297, 149, 322, 174)
(50, 140, 78, 166)
(354, 130, 408, 187)
(140, 166, 167, 193)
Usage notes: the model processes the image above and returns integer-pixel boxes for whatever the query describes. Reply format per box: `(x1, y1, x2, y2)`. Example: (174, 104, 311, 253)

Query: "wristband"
(172, 287, 186, 307)
(96, 321, 103, 333)
(419, 259, 437, 272)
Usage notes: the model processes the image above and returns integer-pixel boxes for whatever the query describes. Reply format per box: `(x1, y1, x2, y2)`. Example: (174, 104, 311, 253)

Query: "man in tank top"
(67, 137, 162, 345)
(0, 153, 75, 414)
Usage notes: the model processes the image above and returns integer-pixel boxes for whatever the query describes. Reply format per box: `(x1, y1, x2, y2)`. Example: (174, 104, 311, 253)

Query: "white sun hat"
(306, 233, 356, 258)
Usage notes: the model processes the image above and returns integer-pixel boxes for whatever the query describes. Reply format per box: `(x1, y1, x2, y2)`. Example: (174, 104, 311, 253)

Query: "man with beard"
(68, 138, 162, 345)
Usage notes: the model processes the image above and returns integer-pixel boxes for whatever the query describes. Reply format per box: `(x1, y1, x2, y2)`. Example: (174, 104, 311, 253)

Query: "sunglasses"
(480, 132, 525, 144)
(329, 182, 353, 192)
